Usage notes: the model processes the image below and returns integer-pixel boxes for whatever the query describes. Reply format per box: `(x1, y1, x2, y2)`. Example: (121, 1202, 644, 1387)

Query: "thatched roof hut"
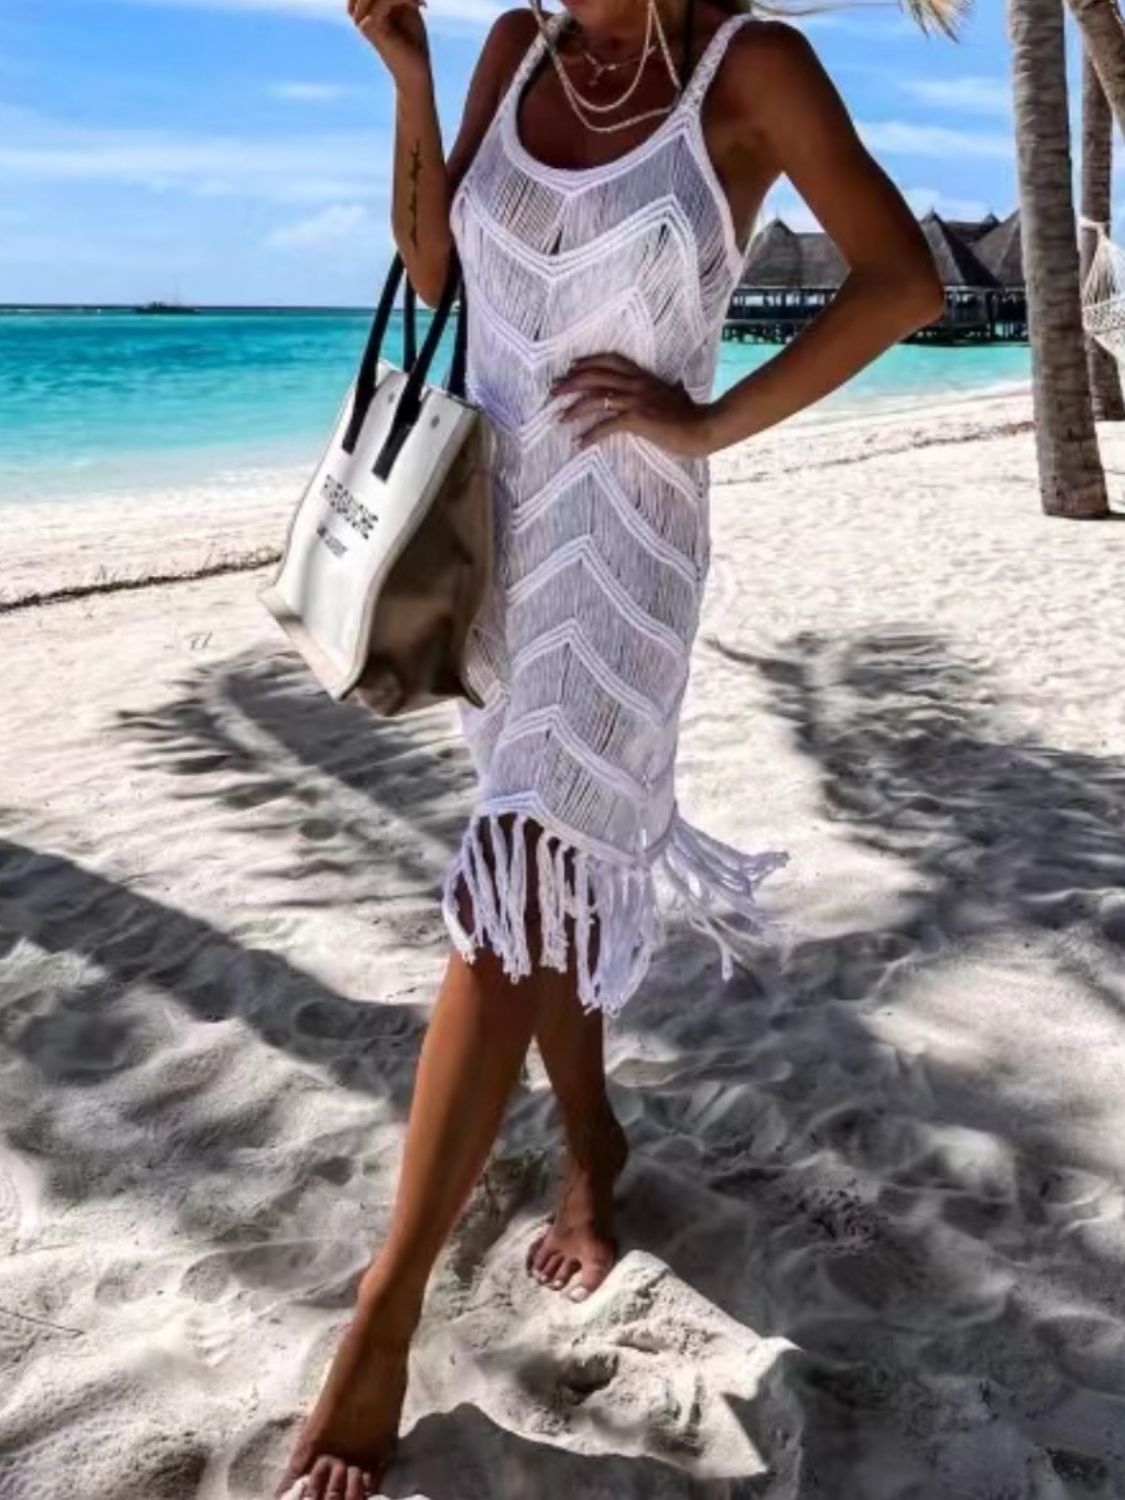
(740, 210, 1019, 293)
(945, 212, 1000, 245)
(975, 211, 1024, 289)
(730, 209, 1026, 345)
(918, 211, 999, 290)
(740, 217, 847, 291)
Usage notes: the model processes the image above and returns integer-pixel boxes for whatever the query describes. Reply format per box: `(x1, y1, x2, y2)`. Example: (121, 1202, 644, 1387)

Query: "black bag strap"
(448, 255, 469, 398)
(341, 242, 467, 457)
(342, 252, 405, 454)
(370, 242, 467, 480)
(403, 275, 417, 371)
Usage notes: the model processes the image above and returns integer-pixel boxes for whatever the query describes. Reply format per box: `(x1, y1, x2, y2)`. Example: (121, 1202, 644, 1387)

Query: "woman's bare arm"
(389, 8, 532, 306)
(702, 23, 946, 450)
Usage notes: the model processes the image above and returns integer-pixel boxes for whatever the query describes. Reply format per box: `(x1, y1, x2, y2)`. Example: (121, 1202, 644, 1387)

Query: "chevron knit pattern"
(444, 11, 789, 1014)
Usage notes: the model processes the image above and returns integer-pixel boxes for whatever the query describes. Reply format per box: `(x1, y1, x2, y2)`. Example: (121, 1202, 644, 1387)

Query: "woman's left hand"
(550, 353, 715, 458)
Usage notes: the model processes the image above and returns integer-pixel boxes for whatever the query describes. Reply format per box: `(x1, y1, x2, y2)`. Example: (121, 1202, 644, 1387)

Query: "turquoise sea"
(0, 308, 1032, 506)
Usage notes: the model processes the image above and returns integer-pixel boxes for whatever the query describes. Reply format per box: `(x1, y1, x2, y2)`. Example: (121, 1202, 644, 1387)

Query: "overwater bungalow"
(974, 211, 1028, 340)
(725, 209, 1027, 346)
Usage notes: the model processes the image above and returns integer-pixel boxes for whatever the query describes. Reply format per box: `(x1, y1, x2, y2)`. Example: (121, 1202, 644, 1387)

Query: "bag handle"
(403, 275, 417, 371)
(342, 243, 467, 457)
(371, 242, 466, 479)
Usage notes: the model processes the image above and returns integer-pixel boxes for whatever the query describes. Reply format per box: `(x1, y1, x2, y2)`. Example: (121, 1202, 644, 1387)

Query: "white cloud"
(0, 107, 390, 203)
(83, 0, 502, 25)
(759, 184, 1002, 236)
(270, 81, 349, 102)
(900, 76, 1011, 116)
(902, 187, 997, 221)
(858, 120, 1013, 160)
(266, 201, 372, 250)
(760, 193, 822, 233)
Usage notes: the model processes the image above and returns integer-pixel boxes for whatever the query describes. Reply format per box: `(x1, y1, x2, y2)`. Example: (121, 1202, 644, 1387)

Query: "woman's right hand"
(348, 0, 430, 85)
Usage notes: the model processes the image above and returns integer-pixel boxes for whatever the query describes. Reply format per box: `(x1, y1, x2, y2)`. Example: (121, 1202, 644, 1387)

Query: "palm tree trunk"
(1009, 0, 1108, 517)
(1080, 47, 1125, 419)
(1067, 0, 1125, 139)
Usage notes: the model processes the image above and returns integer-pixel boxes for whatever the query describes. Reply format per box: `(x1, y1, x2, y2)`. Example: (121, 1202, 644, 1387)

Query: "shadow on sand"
(4, 628, 1125, 1494)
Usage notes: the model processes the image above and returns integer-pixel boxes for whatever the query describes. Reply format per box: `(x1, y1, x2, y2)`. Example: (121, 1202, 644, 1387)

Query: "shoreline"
(1, 372, 1033, 512)
(2, 384, 1036, 613)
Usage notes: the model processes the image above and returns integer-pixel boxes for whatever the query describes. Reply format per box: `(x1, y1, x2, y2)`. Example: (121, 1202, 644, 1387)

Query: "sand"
(3, 387, 1125, 1498)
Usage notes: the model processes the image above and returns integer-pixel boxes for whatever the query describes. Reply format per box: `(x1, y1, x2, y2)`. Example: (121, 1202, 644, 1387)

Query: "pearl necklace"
(528, 2, 685, 135)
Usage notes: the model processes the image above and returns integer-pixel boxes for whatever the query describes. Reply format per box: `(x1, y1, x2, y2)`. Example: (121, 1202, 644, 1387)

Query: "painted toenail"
(569, 1285, 590, 1302)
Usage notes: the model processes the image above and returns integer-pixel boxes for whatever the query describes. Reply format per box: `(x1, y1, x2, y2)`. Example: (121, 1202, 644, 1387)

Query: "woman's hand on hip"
(551, 353, 716, 458)
(348, 0, 430, 85)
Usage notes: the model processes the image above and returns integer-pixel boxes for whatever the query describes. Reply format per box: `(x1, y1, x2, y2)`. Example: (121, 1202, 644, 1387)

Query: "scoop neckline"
(503, 11, 743, 186)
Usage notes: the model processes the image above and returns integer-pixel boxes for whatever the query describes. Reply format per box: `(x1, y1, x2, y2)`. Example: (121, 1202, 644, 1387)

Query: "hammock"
(1080, 216, 1125, 361)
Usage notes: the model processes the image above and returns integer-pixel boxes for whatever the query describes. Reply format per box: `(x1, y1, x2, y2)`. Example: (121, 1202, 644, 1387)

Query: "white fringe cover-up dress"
(444, 10, 788, 1015)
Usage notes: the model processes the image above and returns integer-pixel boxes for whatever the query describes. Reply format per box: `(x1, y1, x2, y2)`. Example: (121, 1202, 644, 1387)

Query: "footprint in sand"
(556, 1350, 619, 1404)
(94, 1256, 168, 1306)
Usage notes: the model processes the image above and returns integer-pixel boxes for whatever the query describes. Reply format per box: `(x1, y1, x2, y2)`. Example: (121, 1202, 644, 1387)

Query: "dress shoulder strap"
(505, 10, 568, 106)
(681, 12, 756, 113)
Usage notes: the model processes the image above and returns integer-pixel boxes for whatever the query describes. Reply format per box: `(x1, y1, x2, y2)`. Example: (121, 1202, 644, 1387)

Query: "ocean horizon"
(0, 306, 1032, 508)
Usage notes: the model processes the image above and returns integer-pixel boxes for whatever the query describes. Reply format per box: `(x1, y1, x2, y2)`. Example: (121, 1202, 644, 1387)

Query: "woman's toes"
(328, 1456, 351, 1500)
(305, 1456, 333, 1499)
(551, 1257, 581, 1290)
(570, 1259, 612, 1301)
(276, 1443, 312, 1498)
(533, 1251, 554, 1283)
(344, 1465, 367, 1500)
(323, 1458, 349, 1500)
(538, 1250, 564, 1284)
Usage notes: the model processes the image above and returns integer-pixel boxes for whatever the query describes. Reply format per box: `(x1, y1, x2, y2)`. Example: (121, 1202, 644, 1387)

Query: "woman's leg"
(527, 971, 629, 1300)
(276, 940, 541, 1500)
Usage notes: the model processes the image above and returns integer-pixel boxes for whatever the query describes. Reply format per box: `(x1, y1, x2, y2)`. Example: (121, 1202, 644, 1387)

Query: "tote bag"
(258, 244, 495, 716)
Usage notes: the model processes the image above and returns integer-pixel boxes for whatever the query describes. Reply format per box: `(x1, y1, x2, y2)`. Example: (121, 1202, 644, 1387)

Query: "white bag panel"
(259, 362, 476, 698)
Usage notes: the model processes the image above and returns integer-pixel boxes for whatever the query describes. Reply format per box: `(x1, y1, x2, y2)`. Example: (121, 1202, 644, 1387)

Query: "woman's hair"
(710, 0, 840, 22)
(713, 0, 965, 30)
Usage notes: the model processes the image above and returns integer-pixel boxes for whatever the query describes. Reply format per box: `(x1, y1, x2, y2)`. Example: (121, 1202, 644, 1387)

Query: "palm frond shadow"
(115, 647, 475, 938)
(572, 627, 1125, 1487)
(8, 626, 1125, 1492)
(0, 830, 429, 1255)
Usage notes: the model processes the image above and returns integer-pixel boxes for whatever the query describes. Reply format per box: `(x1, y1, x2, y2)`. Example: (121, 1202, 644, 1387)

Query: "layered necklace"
(527, 0, 692, 136)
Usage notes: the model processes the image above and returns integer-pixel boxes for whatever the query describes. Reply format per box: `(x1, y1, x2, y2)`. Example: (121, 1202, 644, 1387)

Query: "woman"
(278, 2, 943, 1496)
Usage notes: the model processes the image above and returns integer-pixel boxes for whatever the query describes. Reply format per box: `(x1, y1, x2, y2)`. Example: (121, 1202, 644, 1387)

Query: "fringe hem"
(441, 807, 790, 1017)
(656, 816, 792, 983)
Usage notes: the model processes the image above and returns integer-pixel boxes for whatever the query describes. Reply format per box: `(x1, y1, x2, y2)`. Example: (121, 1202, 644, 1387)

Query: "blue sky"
(0, 0, 1081, 305)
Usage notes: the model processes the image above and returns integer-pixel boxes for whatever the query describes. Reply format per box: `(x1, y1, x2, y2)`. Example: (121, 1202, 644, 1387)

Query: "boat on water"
(134, 300, 199, 316)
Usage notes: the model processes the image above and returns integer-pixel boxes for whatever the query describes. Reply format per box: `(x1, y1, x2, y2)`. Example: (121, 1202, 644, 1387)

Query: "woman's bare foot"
(275, 1279, 416, 1500)
(527, 1110, 629, 1301)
